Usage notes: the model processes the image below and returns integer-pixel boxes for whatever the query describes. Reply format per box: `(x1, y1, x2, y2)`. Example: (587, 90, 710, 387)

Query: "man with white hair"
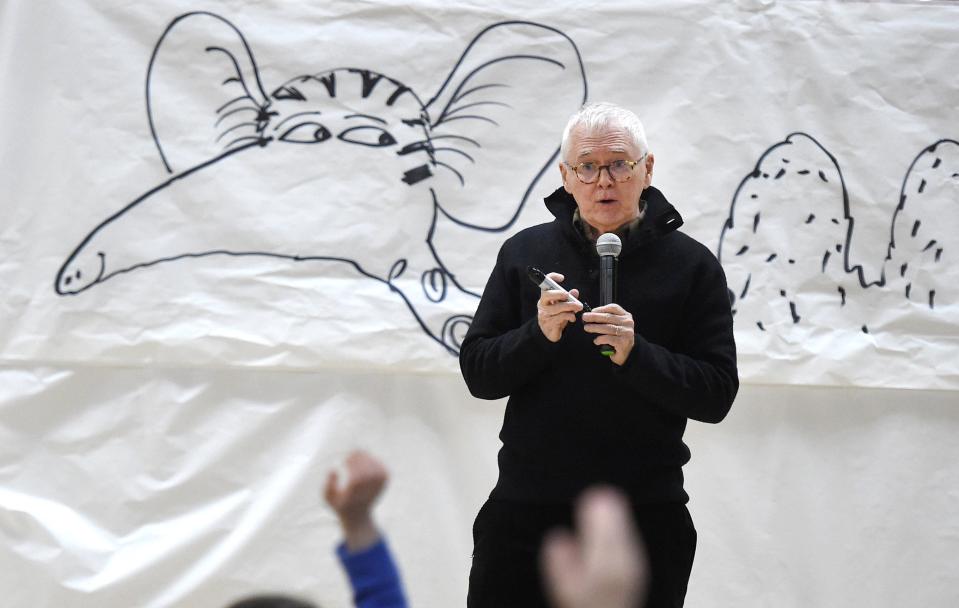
(460, 102, 739, 607)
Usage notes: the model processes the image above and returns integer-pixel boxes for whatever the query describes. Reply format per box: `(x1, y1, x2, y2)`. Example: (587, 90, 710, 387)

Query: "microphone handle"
(598, 255, 617, 356)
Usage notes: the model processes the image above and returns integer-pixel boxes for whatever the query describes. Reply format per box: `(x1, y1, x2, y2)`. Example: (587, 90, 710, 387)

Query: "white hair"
(560, 102, 649, 161)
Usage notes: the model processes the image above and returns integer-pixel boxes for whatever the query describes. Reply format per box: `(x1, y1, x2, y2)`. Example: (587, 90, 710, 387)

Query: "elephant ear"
(146, 11, 271, 174)
(422, 21, 587, 229)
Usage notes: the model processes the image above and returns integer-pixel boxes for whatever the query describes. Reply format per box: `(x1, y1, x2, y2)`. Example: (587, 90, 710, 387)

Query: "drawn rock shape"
(719, 133, 863, 333)
(884, 139, 959, 311)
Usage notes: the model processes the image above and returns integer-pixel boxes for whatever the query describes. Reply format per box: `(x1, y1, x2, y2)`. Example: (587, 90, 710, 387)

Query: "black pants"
(467, 498, 696, 608)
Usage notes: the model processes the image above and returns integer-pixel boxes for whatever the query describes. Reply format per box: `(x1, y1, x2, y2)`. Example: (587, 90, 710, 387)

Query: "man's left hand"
(583, 304, 634, 366)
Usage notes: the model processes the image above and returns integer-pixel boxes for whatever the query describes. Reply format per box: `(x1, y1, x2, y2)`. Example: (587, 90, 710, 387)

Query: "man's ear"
(644, 152, 655, 188)
(559, 162, 572, 193)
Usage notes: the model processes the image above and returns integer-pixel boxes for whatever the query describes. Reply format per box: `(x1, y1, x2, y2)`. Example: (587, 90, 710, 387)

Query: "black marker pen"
(526, 266, 589, 311)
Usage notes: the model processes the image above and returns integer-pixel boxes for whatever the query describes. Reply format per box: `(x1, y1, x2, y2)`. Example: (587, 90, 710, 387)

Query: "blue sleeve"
(335, 538, 409, 608)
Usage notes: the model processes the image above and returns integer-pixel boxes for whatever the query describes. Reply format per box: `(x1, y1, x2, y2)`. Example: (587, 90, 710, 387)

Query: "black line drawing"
(884, 139, 959, 311)
(719, 132, 958, 334)
(54, 12, 587, 355)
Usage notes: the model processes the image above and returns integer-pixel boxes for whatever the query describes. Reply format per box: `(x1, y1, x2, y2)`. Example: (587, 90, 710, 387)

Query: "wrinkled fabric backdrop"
(1, 1, 957, 606)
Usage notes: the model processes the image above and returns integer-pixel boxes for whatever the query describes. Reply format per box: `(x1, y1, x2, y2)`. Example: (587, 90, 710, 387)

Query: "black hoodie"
(459, 186, 738, 505)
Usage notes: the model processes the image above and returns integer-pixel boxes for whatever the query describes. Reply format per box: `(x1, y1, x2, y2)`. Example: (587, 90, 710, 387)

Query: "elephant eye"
(279, 122, 332, 144)
(338, 126, 397, 148)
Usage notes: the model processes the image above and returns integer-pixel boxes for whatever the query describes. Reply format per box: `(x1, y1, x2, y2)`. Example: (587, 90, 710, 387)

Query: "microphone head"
(596, 232, 622, 258)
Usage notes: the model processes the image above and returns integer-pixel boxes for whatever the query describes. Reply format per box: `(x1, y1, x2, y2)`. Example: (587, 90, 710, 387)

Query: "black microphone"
(596, 233, 622, 356)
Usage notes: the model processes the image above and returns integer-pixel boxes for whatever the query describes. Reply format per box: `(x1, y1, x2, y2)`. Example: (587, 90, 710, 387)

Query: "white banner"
(2, 1, 958, 606)
(1, 0, 957, 387)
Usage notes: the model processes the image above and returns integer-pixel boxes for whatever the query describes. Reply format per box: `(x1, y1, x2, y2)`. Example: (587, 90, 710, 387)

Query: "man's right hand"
(537, 272, 583, 343)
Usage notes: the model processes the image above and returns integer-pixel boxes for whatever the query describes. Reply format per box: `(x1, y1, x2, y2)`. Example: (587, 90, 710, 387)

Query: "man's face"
(559, 126, 654, 235)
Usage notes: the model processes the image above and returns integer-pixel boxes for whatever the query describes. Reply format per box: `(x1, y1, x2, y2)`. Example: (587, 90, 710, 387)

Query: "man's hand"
(323, 450, 388, 552)
(583, 304, 635, 365)
(541, 488, 648, 608)
(537, 272, 584, 342)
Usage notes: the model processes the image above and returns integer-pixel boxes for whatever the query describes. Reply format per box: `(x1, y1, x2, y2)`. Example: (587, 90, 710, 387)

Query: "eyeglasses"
(565, 154, 647, 184)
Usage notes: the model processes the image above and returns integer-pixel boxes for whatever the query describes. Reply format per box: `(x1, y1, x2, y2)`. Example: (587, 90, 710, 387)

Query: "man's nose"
(596, 165, 615, 186)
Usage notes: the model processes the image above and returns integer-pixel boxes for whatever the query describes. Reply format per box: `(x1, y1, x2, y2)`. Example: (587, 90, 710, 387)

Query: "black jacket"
(459, 186, 738, 504)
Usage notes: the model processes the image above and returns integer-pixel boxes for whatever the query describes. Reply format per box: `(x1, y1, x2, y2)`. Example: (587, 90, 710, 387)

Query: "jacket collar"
(543, 185, 684, 254)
